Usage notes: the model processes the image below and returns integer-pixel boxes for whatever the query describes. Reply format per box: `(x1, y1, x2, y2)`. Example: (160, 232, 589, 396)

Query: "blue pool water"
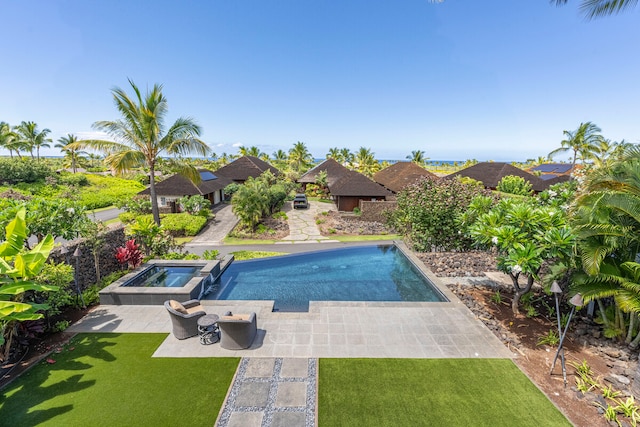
(206, 245, 447, 312)
(121, 265, 200, 288)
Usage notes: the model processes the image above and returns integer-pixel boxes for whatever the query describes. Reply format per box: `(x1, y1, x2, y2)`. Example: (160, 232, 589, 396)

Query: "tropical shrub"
(160, 213, 207, 236)
(0, 158, 54, 184)
(115, 239, 143, 269)
(496, 175, 533, 196)
(117, 195, 152, 215)
(390, 176, 493, 252)
(0, 209, 58, 361)
(178, 195, 210, 217)
(466, 197, 575, 314)
(58, 173, 89, 187)
(77, 175, 145, 209)
(33, 262, 75, 330)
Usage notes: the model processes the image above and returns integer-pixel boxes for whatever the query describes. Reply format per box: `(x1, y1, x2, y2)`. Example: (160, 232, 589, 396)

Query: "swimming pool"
(205, 245, 447, 312)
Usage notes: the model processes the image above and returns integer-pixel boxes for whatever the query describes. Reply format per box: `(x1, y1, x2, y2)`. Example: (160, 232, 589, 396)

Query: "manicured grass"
(174, 236, 194, 244)
(231, 250, 288, 260)
(318, 359, 570, 427)
(330, 234, 401, 242)
(0, 333, 239, 427)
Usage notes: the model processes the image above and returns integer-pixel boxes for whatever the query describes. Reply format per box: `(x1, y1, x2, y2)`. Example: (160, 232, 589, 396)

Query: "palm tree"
(552, 0, 637, 19)
(407, 150, 428, 166)
(238, 145, 262, 157)
(340, 148, 354, 166)
(0, 122, 18, 158)
(55, 134, 88, 173)
(74, 79, 210, 225)
(14, 121, 51, 160)
(326, 147, 342, 163)
(354, 146, 380, 177)
(288, 141, 313, 173)
(548, 122, 603, 171)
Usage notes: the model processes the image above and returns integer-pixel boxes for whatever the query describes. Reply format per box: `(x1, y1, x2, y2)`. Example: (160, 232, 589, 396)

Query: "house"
(373, 162, 439, 193)
(447, 162, 549, 192)
(138, 169, 233, 212)
(213, 155, 281, 184)
(298, 158, 391, 211)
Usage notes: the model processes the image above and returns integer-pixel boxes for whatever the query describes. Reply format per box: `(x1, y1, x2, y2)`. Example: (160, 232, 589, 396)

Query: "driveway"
(280, 199, 338, 243)
(188, 203, 239, 246)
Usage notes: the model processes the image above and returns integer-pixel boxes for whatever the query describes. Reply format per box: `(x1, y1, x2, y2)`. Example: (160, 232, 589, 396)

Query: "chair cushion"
(221, 315, 245, 321)
(169, 300, 188, 314)
(186, 305, 204, 314)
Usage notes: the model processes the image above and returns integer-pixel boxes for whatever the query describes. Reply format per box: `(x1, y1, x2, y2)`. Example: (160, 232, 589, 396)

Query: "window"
(160, 197, 166, 206)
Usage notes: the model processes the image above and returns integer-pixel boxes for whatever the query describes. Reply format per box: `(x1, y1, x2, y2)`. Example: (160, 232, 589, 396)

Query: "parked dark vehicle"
(293, 193, 309, 209)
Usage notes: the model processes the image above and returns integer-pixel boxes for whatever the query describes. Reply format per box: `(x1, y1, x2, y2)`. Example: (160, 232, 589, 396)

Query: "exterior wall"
(48, 225, 127, 290)
(337, 196, 383, 212)
(359, 200, 397, 222)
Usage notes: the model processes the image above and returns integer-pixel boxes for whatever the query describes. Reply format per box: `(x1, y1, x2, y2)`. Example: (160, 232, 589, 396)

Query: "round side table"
(197, 314, 220, 345)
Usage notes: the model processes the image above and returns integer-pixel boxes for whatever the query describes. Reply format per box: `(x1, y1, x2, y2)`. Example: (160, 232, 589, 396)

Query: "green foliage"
(230, 251, 286, 261)
(224, 182, 241, 197)
(77, 175, 146, 209)
(160, 213, 207, 237)
(202, 249, 219, 260)
(34, 262, 75, 323)
(391, 176, 493, 251)
(496, 175, 533, 196)
(127, 216, 181, 257)
(0, 208, 58, 358)
(536, 330, 559, 346)
(80, 284, 101, 307)
(57, 173, 89, 187)
(0, 158, 54, 184)
(537, 180, 577, 208)
(178, 195, 210, 216)
(491, 290, 502, 304)
(118, 212, 136, 223)
(117, 195, 152, 215)
(53, 320, 70, 332)
(353, 207, 361, 215)
(272, 211, 288, 221)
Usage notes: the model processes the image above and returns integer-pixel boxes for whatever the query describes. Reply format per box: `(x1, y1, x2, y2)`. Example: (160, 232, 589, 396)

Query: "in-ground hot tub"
(99, 260, 220, 305)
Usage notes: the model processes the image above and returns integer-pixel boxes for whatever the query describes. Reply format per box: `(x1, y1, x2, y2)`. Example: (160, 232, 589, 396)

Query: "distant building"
(373, 162, 439, 193)
(528, 163, 573, 186)
(447, 162, 551, 192)
(298, 158, 391, 211)
(213, 155, 280, 184)
(138, 169, 233, 212)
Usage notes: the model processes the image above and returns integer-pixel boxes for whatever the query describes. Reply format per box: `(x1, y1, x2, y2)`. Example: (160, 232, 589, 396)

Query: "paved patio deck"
(67, 298, 513, 359)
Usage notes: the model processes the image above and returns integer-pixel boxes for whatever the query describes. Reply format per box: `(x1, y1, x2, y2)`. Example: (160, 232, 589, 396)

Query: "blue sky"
(1, 1, 638, 162)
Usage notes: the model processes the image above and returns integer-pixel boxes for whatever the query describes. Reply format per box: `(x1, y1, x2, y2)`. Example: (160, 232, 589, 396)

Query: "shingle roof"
(213, 156, 281, 182)
(373, 162, 439, 193)
(329, 170, 391, 197)
(138, 169, 233, 196)
(297, 158, 351, 185)
(447, 162, 547, 192)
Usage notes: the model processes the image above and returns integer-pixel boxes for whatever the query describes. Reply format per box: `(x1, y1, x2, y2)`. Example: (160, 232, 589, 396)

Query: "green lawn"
(318, 358, 570, 427)
(231, 250, 288, 260)
(0, 333, 239, 427)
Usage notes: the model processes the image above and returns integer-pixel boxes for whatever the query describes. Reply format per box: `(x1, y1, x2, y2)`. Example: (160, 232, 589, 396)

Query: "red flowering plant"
(115, 239, 143, 269)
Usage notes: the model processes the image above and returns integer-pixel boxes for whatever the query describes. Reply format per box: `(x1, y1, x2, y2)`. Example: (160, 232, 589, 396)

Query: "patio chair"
(164, 299, 206, 340)
(218, 312, 257, 350)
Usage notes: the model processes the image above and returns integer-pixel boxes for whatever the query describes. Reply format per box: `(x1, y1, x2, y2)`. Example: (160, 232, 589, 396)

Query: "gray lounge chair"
(218, 312, 258, 350)
(164, 299, 206, 339)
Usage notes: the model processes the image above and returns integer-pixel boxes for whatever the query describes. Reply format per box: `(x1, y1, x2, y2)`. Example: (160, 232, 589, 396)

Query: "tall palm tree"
(548, 122, 603, 171)
(288, 141, 313, 173)
(552, 0, 637, 19)
(0, 122, 18, 159)
(354, 146, 380, 177)
(339, 148, 354, 166)
(407, 150, 428, 166)
(74, 79, 210, 225)
(55, 134, 87, 173)
(15, 121, 51, 160)
(326, 147, 342, 163)
(238, 145, 262, 157)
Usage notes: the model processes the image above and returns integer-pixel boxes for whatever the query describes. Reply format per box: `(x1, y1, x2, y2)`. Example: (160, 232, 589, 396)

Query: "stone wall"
(358, 200, 397, 222)
(48, 224, 127, 290)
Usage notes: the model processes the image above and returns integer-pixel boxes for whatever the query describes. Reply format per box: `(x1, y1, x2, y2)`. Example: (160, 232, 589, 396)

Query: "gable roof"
(447, 162, 547, 192)
(214, 156, 281, 182)
(329, 170, 391, 197)
(138, 169, 233, 196)
(373, 162, 439, 193)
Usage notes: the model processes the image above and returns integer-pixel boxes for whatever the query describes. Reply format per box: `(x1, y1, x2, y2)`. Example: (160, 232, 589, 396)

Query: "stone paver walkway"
(216, 358, 316, 427)
(280, 200, 338, 243)
(189, 204, 239, 245)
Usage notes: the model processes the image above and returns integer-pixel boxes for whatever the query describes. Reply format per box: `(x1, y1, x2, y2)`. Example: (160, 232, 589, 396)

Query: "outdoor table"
(197, 314, 220, 345)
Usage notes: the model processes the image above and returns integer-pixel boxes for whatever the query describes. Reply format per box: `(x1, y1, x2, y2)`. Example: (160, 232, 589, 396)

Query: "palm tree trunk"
(597, 299, 611, 328)
(149, 163, 161, 226)
(626, 313, 636, 344)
